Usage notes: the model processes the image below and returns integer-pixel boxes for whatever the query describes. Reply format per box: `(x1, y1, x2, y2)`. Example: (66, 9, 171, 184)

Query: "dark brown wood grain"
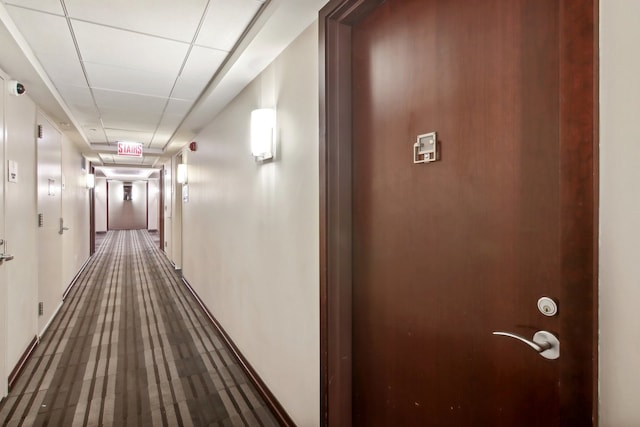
(558, 0, 598, 424)
(159, 165, 165, 251)
(89, 163, 96, 256)
(319, 0, 597, 425)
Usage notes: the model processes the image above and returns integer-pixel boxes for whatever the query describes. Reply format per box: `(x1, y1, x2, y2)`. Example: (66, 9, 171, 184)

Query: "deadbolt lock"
(537, 297, 558, 317)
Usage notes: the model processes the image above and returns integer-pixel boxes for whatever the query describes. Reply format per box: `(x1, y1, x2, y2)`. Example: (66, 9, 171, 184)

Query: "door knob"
(492, 330, 560, 360)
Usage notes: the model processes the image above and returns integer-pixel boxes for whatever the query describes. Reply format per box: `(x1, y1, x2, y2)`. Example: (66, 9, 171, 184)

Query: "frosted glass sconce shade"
(177, 163, 188, 184)
(86, 173, 95, 189)
(251, 108, 275, 161)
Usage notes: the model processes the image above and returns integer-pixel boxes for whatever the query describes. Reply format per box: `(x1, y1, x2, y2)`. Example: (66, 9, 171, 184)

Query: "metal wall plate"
(413, 132, 438, 164)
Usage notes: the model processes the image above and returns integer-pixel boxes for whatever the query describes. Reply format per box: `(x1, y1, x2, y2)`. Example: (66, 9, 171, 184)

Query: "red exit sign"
(117, 141, 143, 157)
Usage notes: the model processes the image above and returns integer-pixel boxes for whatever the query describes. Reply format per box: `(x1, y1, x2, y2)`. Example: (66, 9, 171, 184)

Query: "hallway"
(0, 230, 277, 426)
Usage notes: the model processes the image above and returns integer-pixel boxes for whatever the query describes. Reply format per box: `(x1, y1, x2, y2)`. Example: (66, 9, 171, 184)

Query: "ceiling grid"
(0, 0, 328, 175)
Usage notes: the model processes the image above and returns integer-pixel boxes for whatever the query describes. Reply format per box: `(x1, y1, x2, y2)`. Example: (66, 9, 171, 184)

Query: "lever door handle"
(493, 330, 560, 360)
(0, 254, 14, 262)
(59, 218, 70, 234)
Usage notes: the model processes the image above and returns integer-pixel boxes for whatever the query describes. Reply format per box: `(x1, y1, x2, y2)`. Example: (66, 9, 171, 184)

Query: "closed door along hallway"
(0, 230, 277, 426)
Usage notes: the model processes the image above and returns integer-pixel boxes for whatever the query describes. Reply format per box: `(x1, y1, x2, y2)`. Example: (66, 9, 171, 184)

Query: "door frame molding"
(318, 0, 598, 425)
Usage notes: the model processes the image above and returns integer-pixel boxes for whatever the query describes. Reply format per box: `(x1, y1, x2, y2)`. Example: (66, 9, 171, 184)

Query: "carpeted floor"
(0, 230, 278, 427)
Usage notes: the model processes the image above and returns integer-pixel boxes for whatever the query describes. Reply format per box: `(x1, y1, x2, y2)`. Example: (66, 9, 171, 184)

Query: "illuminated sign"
(117, 141, 143, 157)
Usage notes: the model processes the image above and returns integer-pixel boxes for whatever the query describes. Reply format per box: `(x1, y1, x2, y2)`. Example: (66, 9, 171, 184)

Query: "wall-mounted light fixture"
(86, 173, 95, 189)
(177, 163, 188, 184)
(251, 108, 275, 161)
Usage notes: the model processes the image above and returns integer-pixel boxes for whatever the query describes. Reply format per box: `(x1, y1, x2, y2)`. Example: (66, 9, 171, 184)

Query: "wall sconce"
(177, 163, 188, 184)
(251, 108, 275, 161)
(86, 173, 95, 189)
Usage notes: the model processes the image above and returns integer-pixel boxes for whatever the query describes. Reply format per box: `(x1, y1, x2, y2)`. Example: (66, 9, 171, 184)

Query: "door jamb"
(89, 163, 95, 255)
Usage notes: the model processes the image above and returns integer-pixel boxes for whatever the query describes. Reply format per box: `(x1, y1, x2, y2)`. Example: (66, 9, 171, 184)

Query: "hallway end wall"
(180, 22, 320, 426)
(107, 181, 147, 230)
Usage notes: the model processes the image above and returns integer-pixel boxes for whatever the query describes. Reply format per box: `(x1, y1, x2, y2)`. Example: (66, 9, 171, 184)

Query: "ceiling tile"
(93, 89, 167, 115)
(36, 52, 86, 87)
(83, 126, 108, 143)
(181, 45, 227, 81)
(102, 112, 160, 132)
(150, 129, 173, 147)
(171, 45, 226, 100)
(4, 1, 64, 15)
(6, 6, 77, 58)
(56, 84, 94, 110)
(71, 20, 190, 75)
(165, 99, 191, 116)
(84, 62, 175, 97)
(100, 110, 162, 133)
(64, 0, 208, 42)
(195, 0, 263, 51)
(104, 129, 154, 144)
(113, 156, 145, 166)
(98, 153, 114, 164)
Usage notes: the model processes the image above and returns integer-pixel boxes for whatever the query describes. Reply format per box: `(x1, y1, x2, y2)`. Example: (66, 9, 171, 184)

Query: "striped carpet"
(0, 230, 278, 427)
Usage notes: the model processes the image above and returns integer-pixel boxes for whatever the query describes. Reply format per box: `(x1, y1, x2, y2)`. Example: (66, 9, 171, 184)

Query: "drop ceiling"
(0, 0, 327, 169)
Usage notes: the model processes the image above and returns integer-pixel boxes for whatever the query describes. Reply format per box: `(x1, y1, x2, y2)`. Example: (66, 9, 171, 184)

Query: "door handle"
(492, 330, 560, 360)
(0, 240, 13, 262)
(59, 218, 70, 234)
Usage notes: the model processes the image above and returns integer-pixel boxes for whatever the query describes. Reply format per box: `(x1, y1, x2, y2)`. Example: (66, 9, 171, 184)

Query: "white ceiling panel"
(151, 113, 186, 146)
(99, 154, 150, 166)
(196, 0, 263, 51)
(56, 84, 93, 109)
(164, 99, 191, 116)
(83, 126, 108, 143)
(71, 20, 190, 75)
(170, 45, 227, 100)
(4, 0, 64, 15)
(171, 78, 205, 101)
(6, 6, 78, 59)
(154, 114, 184, 136)
(100, 110, 162, 133)
(181, 45, 227, 81)
(2, 0, 328, 169)
(64, 0, 208, 42)
(150, 130, 173, 147)
(36, 52, 86, 86)
(84, 62, 175, 97)
(104, 129, 154, 145)
(93, 89, 167, 115)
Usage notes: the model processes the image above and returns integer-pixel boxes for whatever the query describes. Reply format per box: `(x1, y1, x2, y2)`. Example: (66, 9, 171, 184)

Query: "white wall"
(107, 181, 147, 230)
(4, 85, 38, 370)
(181, 22, 319, 426)
(0, 67, 90, 387)
(599, 2, 640, 426)
(61, 137, 90, 287)
(95, 178, 107, 232)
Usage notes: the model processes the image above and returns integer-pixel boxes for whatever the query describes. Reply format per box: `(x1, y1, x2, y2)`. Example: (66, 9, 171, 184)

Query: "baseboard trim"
(8, 335, 38, 391)
(181, 277, 295, 427)
(63, 256, 92, 300)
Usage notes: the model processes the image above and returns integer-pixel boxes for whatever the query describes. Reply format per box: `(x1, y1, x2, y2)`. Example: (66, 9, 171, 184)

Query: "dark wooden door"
(320, 0, 596, 425)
